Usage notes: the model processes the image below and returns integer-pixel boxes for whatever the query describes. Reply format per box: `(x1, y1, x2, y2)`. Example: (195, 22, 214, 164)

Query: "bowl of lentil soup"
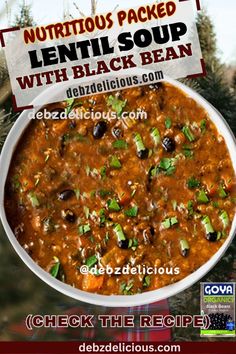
(0, 77, 236, 307)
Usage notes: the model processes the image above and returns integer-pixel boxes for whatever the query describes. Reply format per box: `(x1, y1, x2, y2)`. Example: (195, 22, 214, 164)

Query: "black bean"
(58, 189, 75, 201)
(137, 148, 149, 160)
(206, 231, 218, 242)
(61, 209, 76, 223)
(208, 313, 233, 330)
(93, 121, 107, 139)
(181, 249, 189, 257)
(118, 239, 129, 249)
(112, 126, 123, 139)
(162, 137, 176, 152)
(150, 226, 155, 236)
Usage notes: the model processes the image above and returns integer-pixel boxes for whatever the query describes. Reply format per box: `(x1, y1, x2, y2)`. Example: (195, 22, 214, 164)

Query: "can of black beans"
(200, 282, 235, 336)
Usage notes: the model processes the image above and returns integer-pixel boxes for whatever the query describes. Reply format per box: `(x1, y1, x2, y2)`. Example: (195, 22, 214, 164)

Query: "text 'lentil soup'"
(4, 82, 236, 295)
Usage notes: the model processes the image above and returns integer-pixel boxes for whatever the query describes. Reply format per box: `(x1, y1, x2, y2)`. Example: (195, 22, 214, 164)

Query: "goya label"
(201, 283, 235, 336)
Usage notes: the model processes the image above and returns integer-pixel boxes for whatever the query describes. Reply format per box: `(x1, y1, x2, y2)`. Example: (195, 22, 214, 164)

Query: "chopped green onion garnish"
(131, 238, 138, 250)
(107, 199, 121, 211)
(187, 177, 200, 189)
(99, 208, 106, 226)
(124, 205, 138, 217)
(120, 280, 134, 295)
(143, 275, 151, 287)
(200, 119, 207, 133)
(98, 189, 112, 198)
(50, 257, 60, 278)
(85, 255, 98, 269)
(113, 223, 126, 241)
(83, 206, 90, 219)
(112, 140, 128, 149)
(100, 166, 107, 178)
(91, 168, 99, 177)
(128, 239, 133, 248)
(218, 185, 227, 199)
(110, 155, 122, 169)
(197, 190, 209, 204)
(219, 210, 229, 229)
(165, 117, 172, 129)
(202, 216, 215, 234)
(187, 200, 194, 216)
(216, 231, 222, 240)
(65, 98, 76, 116)
(182, 126, 195, 142)
(81, 192, 88, 200)
(148, 165, 159, 179)
(78, 224, 91, 235)
(107, 95, 127, 117)
(150, 127, 161, 146)
(90, 190, 96, 198)
(28, 192, 40, 207)
(182, 145, 193, 158)
(74, 189, 80, 199)
(179, 239, 190, 257)
(91, 210, 97, 217)
(148, 149, 153, 158)
(159, 158, 172, 170)
(161, 216, 178, 229)
(134, 133, 146, 152)
(11, 175, 21, 191)
(159, 158, 176, 175)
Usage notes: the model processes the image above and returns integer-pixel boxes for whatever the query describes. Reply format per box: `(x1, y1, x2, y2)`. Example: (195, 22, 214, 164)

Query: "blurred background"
(0, 0, 235, 342)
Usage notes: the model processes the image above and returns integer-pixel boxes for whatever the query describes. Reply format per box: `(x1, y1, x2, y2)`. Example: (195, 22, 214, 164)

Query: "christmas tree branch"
(0, 110, 18, 151)
(73, 2, 85, 18)
(0, 81, 12, 107)
(73, 0, 118, 18)
(91, 0, 97, 16)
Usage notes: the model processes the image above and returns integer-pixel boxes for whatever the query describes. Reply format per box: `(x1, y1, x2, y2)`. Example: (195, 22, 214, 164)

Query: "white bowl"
(0, 77, 236, 307)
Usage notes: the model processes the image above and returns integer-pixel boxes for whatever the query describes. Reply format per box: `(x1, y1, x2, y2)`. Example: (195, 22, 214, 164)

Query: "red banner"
(0, 341, 235, 354)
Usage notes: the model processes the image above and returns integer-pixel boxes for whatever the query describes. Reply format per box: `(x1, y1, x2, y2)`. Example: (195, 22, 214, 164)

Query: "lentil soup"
(4, 82, 236, 295)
